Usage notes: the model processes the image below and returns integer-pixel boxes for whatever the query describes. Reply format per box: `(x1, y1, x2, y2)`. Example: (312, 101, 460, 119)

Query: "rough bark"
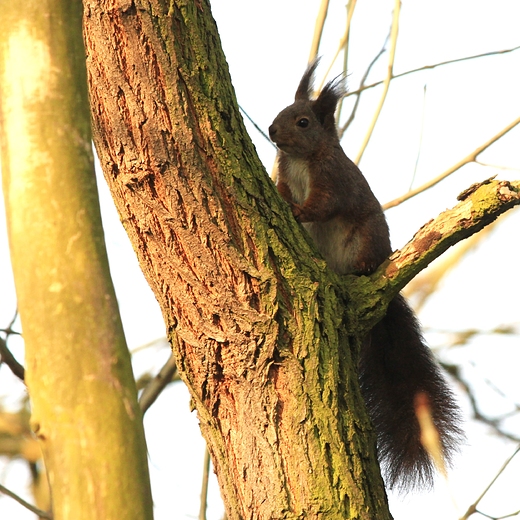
(0, 1, 153, 518)
(82, 1, 520, 519)
(83, 0, 390, 518)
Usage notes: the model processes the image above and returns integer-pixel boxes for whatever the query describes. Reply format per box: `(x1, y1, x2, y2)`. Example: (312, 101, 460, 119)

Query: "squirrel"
(268, 60, 463, 492)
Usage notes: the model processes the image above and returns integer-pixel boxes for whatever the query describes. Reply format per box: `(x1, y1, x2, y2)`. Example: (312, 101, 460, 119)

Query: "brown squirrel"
(268, 60, 463, 492)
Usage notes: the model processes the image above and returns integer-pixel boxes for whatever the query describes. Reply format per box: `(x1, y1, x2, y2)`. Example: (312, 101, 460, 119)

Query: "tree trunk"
(0, 1, 153, 518)
(83, 1, 391, 519)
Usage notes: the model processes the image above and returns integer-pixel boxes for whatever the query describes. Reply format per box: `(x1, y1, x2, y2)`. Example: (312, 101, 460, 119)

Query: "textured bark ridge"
(83, 1, 390, 518)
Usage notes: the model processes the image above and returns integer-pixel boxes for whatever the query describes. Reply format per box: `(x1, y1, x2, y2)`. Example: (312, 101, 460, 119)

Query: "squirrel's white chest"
(282, 156, 311, 205)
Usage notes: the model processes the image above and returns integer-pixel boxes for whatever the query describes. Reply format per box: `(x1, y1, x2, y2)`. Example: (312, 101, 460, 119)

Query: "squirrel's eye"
(296, 118, 309, 128)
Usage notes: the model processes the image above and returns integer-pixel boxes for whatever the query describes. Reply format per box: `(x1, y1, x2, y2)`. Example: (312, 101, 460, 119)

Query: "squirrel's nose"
(268, 124, 276, 140)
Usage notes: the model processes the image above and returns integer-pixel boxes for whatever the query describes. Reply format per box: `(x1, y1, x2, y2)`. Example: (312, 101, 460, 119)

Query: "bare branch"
(448, 366, 520, 443)
(410, 83, 428, 189)
(338, 34, 388, 137)
(476, 161, 520, 172)
(199, 446, 211, 520)
(0, 482, 53, 519)
(355, 0, 401, 164)
(139, 352, 178, 414)
(345, 45, 520, 99)
(405, 220, 497, 311)
(0, 335, 25, 381)
(348, 179, 520, 332)
(318, 0, 357, 92)
(308, 0, 330, 63)
(383, 115, 520, 209)
(460, 445, 520, 520)
(238, 105, 275, 149)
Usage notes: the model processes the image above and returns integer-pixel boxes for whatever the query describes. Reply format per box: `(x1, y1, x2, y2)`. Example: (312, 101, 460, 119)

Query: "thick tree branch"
(348, 179, 520, 332)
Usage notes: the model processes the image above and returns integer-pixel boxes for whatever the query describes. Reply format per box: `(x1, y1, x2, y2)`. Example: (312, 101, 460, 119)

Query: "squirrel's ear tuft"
(314, 75, 345, 120)
(295, 58, 320, 101)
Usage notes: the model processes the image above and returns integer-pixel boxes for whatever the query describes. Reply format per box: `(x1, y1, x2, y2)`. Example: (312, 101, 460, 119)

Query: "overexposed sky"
(1, 1, 520, 519)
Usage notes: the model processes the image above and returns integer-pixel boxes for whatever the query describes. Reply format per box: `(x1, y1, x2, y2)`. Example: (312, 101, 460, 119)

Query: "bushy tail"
(359, 293, 463, 492)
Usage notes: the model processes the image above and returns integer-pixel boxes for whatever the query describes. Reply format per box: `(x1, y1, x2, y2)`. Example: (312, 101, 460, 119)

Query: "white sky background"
(1, 0, 520, 519)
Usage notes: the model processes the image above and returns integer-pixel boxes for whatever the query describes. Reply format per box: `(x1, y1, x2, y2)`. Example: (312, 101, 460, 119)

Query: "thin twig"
(410, 83, 428, 189)
(238, 105, 275, 149)
(308, 0, 330, 62)
(449, 367, 520, 443)
(338, 34, 389, 138)
(383, 114, 520, 209)
(199, 446, 211, 520)
(460, 445, 520, 520)
(335, 0, 357, 124)
(0, 482, 53, 519)
(318, 0, 357, 93)
(345, 45, 520, 98)
(474, 510, 520, 520)
(476, 161, 520, 172)
(7, 308, 18, 332)
(355, 0, 401, 164)
(139, 353, 178, 414)
(0, 335, 25, 381)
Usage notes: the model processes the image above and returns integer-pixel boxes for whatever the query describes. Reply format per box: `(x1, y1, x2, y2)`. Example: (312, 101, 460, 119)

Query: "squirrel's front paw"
(290, 203, 304, 221)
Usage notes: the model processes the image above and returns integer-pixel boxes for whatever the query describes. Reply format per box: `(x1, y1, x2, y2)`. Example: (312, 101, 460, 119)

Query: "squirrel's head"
(269, 59, 345, 158)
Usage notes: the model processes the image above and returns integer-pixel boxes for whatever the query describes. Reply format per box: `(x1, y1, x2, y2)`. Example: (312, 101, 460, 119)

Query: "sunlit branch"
(383, 114, 520, 209)
(308, 0, 330, 63)
(406, 222, 496, 312)
(355, 0, 401, 164)
(335, 0, 358, 123)
(349, 179, 520, 333)
(318, 0, 357, 92)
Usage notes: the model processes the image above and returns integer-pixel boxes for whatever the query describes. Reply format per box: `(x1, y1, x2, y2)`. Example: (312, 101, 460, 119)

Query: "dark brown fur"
(269, 60, 463, 491)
